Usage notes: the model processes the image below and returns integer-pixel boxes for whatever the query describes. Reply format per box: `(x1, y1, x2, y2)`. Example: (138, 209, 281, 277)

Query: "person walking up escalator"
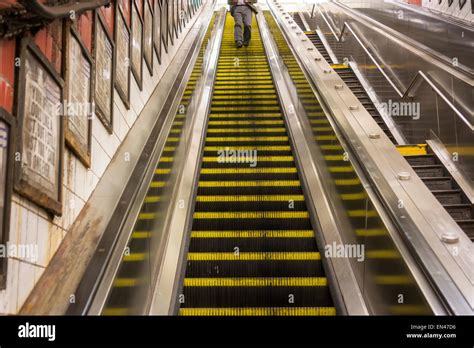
(228, 0, 258, 48)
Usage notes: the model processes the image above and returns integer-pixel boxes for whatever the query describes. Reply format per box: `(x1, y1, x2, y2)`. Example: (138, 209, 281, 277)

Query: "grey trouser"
(233, 5, 252, 43)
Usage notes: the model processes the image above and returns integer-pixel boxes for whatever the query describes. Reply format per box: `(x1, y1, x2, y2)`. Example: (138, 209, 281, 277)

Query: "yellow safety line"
(375, 275, 414, 285)
(102, 308, 129, 316)
(366, 250, 399, 259)
(396, 144, 428, 156)
(155, 168, 171, 174)
(207, 128, 287, 133)
(123, 253, 146, 261)
(150, 181, 166, 188)
(114, 278, 139, 287)
(179, 307, 336, 316)
(202, 156, 293, 162)
(208, 120, 284, 126)
(191, 230, 314, 238)
(198, 180, 300, 187)
(193, 211, 309, 219)
(340, 193, 368, 201)
(187, 252, 321, 261)
(201, 167, 297, 174)
(138, 213, 156, 220)
(348, 210, 378, 217)
(132, 231, 152, 239)
(204, 146, 291, 151)
(183, 277, 328, 287)
(206, 136, 288, 142)
(355, 229, 386, 237)
(144, 196, 160, 203)
(335, 179, 361, 186)
(196, 195, 304, 202)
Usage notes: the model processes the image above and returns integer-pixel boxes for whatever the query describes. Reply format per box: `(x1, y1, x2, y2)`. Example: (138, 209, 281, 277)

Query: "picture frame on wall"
(143, 0, 154, 75)
(63, 24, 93, 168)
(14, 39, 64, 216)
(115, 2, 131, 109)
(153, 0, 162, 64)
(161, 0, 169, 54)
(131, 0, 144, 91)
(93, 10, 115, 134)
(0, 107, 15, 289)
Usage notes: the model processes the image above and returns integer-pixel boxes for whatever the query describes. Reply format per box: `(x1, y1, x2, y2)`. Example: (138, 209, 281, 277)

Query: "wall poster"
(64, 26, 93, 167)
(154, 0, 162, 63)
(131, 0, 143, 90)
(0, 108, 14, 289)
(94, 11, 115, 133)
(14, 40, 64, 216)
(115, 3, 131, 109)
(144, 0, 154, 75)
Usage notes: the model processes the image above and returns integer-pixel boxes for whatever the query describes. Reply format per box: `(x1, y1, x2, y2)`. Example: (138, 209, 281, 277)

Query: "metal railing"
(315, 4, 473, 131)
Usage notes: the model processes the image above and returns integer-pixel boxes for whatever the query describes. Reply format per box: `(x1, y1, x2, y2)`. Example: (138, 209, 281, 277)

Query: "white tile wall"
(0, 3, 204, 314)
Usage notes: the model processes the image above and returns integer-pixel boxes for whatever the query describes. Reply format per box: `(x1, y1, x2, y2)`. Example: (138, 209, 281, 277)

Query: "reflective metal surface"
(149, 7, 227, 315)
(270, 0, 474, 314)
(80, 0, 218, 315)
(335, 0, 474, 73)
(265, 1, 449, 315)
(303, 2, 474, 192)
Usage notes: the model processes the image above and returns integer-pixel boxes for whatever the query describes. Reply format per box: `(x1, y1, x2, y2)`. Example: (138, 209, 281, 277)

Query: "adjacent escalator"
(178, 13, 336, 316)
(296, 14, 474, 241)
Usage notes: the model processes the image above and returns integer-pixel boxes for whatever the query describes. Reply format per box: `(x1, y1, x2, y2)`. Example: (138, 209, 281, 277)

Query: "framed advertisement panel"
(94, 11, 115, 133)
(161, 0, 169, 53)
(153, 0, 162, 63)
(14, 39, 64, 216)
(143, 0, 154, 75)
(131, 0, 144, 90)
(115, 2, 131, 109)
(0, 108, 15, 289)
(63, 25, 93, 168)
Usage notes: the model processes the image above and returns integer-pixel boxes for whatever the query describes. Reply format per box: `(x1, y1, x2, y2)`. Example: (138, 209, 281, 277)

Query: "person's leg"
(234, 7, 244, 47)
(243, 7, 252, 46)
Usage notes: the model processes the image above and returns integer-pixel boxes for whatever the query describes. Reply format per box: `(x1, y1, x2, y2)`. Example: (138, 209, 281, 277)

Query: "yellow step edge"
(355, 229, 386, 237)
(206, 136, 288, 142)
(144, 196, 160, 203)
(179, 307, 336, 316)
(207, 128, 287, 134)
(196, 195, 304, 202)
(366, 250, 400, 259)
(150, 181, 166, 188)
(193, 211, 309, 219)
(329, 166, 354, 173)
(188, 251, 321, 261)
(102, 308, 129, 316)
(155, 168, 171, 174)
(396, 144, 428, 156)
(208, 121, 284, 126)
(348, 210, 378, 217)
(198, 180, 300, 187)
(375, 275, 414, 285)
(331, 64, 349, 70)
(335, 179, 361, 186)
(204, 146, 291, 151)
(191, 230, 314, 238)
(202, 156, 294, 162)
(114, 278, 139, 287)
(132, 231, 152, 239)
(201, 167, 297, 174)
(138, 213, 156, 220)
(123, 253, 146, 261)
(341, 192, 368, 201)
(183, 277, 328, 287)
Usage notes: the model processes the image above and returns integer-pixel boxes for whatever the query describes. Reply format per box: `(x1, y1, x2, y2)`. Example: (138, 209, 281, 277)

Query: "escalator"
(100, 14, 217, 315)
(297, 13, 474, 242)
(178, 13, 336, 316)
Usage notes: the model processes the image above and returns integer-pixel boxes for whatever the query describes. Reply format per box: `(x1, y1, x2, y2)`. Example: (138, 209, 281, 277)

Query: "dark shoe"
(236, 41, 243, 48)
(243, 40, 249, 47)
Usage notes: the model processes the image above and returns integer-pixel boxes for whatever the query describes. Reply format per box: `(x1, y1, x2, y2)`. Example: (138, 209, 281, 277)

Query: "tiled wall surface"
(0, 2, 203, 314)
(422, 0, 474, 23)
